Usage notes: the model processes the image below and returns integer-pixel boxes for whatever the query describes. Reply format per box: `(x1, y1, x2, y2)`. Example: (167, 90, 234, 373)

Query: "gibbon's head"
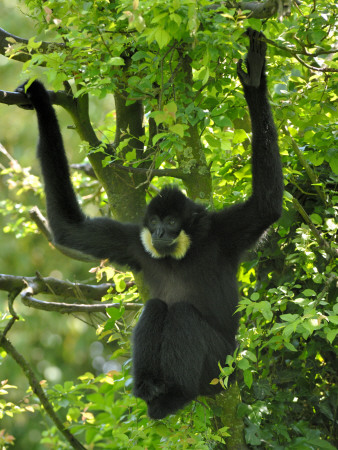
(141, 186, 206, 259)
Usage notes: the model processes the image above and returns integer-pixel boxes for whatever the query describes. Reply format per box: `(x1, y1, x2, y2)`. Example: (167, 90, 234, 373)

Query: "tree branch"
(0, 334, 86, 450)
(111, 163, 189, 181)
(0, 273, 137, 311)
(292, 198, 338, 259)
(314, 273, 337, 306)
(221, 0, 292, 19)
(71, 162, 190, 182)
(21, 289, 140, 313)
(284, 127, 327, 205)
(0, 27, 65, 62)
(71, 163, 97, 179)
(0, 88, 101, 147)
(293, 53, 338, 73)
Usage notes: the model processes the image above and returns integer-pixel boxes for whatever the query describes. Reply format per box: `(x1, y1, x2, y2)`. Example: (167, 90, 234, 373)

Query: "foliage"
(0, 0, 337, 448)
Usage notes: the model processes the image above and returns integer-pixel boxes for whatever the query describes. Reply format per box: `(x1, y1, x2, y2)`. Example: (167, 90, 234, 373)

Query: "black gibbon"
(16, 28, 283, 419)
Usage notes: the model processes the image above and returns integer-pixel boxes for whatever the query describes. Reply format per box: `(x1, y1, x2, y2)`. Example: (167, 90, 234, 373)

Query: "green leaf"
(328, 316, 338, 324)
(109, 57, 125, 66)
(212, 115, 233, 128)
(106, 306, 125, 321)
(233, 129, 248, 144)
(244, 369, 253, 389)
(280, 314, 300, 322)
(255, 301, 273, 321)
(155, 28, 171, 48)
(284, 341, 297, 352)
(310, 214, 322, 225)
(326, 148, 338, 174)
(125, 149, 136, 162)
(169, 124, 188, 137)
(197, 67, 210, 85)
(325, 328, 338, 344)
(302, 289, 316, 297)
(243, 350, 257, 362)
(237, 358, 250, 370)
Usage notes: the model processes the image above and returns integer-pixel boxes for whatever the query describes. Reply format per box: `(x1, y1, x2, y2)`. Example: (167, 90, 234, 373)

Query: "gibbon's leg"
(161, 303, 207, 396)
(147, 302, 204, 419)
(147, 302, 232, 420)
(132, 298, 168, 403)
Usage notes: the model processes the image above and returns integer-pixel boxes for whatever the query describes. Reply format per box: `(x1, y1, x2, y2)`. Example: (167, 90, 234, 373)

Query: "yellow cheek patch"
(140, 228, 163, 259)
(140, 228, 191, 260)
(172, 230, 191, 259)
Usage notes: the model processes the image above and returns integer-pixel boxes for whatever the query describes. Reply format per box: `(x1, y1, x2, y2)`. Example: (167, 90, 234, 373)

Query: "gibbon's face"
(141, 214, 191, 259)
(140, 187, 192, 260)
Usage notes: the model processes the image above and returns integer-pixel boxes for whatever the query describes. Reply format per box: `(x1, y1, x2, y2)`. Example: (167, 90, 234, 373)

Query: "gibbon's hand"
(237, 28, 267, 89)
(15, 80, 51, 110)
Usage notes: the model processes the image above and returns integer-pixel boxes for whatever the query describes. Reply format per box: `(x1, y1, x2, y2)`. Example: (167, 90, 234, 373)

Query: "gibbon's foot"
(147, 389, 191, 420)
(134, 378, 167, 403)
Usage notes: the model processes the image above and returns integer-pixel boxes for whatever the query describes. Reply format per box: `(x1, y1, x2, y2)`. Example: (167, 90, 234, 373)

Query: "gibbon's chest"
(141, 239, 232, 306)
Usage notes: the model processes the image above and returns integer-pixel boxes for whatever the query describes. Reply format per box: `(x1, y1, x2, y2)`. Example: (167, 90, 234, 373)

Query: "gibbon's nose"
(153, 226, 165, 239)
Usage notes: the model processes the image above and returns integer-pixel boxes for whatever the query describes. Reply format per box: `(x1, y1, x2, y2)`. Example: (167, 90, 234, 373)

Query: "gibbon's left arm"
(16, 81, 142, 270)
(216, 28, 283, 253)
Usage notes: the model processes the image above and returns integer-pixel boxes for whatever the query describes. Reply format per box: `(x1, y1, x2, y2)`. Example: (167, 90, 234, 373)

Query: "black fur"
(15, 29, 283, 419)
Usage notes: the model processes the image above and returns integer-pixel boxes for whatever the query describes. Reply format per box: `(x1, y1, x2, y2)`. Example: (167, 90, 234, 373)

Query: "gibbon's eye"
(166, 216, 178, 229)
(149, 216, 159, 227)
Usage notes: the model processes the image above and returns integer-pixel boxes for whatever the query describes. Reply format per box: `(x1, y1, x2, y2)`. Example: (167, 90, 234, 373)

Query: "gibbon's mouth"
(152, 238, 176, 254)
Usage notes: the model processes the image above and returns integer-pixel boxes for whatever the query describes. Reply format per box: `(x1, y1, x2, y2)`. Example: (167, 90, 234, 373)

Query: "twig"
(284, 127, 327, 205)
(292, 197, 338, 259)
(293, 53, 338, 73)
(29, 206, 53, 241)
(71, 163, 97, 179)
(264, 36, 338, 57)
(0, 335, 86, 449)
(21, 289, 140, 313)
(0, 316, 17, 344)
(314, 273, 337, 306)
(0, 26, 65, 62)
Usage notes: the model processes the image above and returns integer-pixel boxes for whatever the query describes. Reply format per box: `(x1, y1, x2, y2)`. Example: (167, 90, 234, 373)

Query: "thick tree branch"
(71, 162, 189, 182)
(0, 27, 65, 62)
(0, 273, 136, 309)
(221, 0, 292, 19)
(111, 163, 189, 181)
(0, 88, 101, 148)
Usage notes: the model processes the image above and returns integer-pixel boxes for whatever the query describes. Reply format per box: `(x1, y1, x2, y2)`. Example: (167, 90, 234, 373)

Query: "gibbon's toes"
(147, 391, 191, 420)
(133, 379, 166, 403)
